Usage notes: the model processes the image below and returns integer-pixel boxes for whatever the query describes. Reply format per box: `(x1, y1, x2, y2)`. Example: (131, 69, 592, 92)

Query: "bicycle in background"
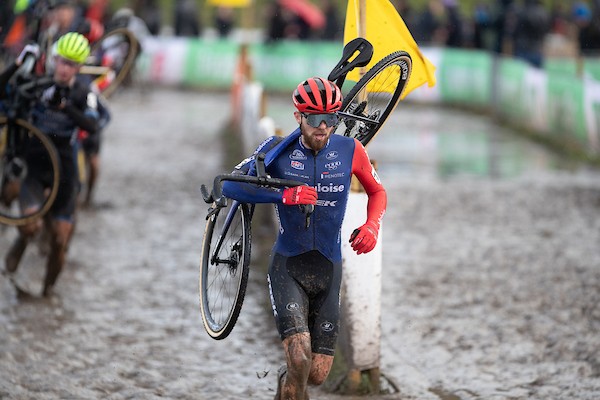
(0, 53, 59, 226)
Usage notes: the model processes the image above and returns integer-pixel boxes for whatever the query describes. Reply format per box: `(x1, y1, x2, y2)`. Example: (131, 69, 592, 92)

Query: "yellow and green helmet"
(56, 32, 90, 64)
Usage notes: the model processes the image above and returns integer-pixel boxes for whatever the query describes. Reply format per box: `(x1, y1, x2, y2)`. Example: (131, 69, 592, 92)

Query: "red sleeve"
(351, 139, 387, 228)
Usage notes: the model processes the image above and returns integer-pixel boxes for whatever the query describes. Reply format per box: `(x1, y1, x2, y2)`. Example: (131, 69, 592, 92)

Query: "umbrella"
(278, 0, 326, 29)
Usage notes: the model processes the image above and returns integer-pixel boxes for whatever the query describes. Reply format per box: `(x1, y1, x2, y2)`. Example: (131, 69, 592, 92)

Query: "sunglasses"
(301, 113, 340, 128)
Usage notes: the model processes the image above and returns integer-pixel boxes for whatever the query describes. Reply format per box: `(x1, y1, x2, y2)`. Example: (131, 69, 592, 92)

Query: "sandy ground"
(0, 87, 599, 400)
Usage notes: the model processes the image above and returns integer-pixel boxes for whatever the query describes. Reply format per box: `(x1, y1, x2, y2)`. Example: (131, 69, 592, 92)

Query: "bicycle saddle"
(327, 38, 374, 83)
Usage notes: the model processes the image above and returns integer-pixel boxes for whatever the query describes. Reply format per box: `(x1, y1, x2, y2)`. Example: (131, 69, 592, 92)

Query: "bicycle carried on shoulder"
(0, 54, 60, 226)
(198, 38, 413, 339)
(329, 37, 413, 147)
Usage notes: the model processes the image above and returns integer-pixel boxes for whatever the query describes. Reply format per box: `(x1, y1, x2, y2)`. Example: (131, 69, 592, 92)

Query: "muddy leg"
(5, 235, 29, 273)
(42, 219, 72, 296)
(280, 332, 312, 400)
(5, 216, 42, 273)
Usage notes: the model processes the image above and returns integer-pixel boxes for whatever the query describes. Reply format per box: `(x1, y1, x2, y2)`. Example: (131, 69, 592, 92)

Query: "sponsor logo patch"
(324, 161, 342, 170)
(321, 172, 345, 179)
(316, 183, 345, 193)
(291, 161, 305, 170)
(325, 151, 338, 160)
(321, 321, 334, 332)
(316, 200, 338, 207)
(290, 149, 307, 160)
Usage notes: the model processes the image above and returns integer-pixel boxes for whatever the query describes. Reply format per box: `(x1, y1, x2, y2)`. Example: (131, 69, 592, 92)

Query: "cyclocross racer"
(2, 32, 100, 297)
(222, 77, 387, 400)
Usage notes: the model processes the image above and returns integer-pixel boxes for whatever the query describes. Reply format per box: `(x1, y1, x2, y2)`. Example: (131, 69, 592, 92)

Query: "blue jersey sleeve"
(222, 176, 283, 204)
(222, 135, 285, 204)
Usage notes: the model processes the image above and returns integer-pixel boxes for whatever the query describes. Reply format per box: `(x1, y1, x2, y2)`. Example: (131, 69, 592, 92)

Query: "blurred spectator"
(265, 3, 308, 42)
(473, 2, 493, 50)
(174, 0, 202, 37)
(492, 0, 515, 54)
(393, 0, 416, 31)
(576, 0, 600, 55)
(319, 0, 341, 41)
(550, 2, 571, 37)
(442, 0, 463, 47)
(506, 0, 551, 67)
(133, 0, 162, 36)
(214, 6, 234, 38)
(265, 3, 288, 42)
(417, 0, 448, 45)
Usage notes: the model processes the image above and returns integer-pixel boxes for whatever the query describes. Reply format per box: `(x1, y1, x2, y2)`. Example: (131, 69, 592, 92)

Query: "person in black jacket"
(507, 0, 551, 67)
(2, 32, 100, 297)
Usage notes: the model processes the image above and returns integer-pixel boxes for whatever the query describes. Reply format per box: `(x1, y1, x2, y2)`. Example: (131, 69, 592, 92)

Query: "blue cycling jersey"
(223, 128, 357, 263)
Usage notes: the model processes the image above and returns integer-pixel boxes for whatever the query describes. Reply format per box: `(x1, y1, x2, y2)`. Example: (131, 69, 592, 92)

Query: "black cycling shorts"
(81, 131, 101, 155)
(19, 141, 78, 222)
(267, 250, 342, 356)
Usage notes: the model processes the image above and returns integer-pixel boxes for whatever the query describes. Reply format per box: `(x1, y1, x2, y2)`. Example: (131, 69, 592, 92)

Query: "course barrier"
(136, 37, 600, 158)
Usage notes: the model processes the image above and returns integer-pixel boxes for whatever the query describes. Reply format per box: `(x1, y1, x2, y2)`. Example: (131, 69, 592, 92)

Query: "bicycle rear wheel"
(199, 200, 252, 340)
(335, 51, 412, 147)
(84, 28, 139, 98)
(0, 117, 60, 226)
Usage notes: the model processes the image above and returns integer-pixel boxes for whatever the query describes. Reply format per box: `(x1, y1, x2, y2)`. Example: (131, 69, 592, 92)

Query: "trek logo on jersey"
(325, 151, 338, 160)
(321, 321, 334, 332)
(324, 161, 342, 170)
(321, 172, 345, 180)
(291, 161, 305, 170)
(289, 149, 307, 160)
(316, 183, 345, 193)
(316, 199, 338, 207)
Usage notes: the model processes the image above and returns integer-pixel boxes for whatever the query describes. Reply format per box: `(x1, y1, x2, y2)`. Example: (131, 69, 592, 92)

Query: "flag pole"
(359, 0, 366, 38)
(340, 0, 383, 395)
(358, 0, 367, 78)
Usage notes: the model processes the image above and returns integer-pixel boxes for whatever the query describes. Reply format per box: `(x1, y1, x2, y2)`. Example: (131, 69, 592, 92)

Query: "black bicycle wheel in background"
(199, 200, 252, 340)
(0, 117, 60, 226)
(85, 27, 139, 98)
(335, 51, 412, 147)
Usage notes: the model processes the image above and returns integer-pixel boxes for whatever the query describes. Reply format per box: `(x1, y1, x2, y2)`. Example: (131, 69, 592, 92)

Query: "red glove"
(282, 186, 317, 205)
(349, 221, 379, 255)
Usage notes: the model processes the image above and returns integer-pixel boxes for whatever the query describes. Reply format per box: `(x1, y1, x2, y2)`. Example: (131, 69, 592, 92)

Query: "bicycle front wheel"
(335, 51, 412, 147)
(85, 28, 139, 98)
(199, 200, 252, 340)
(0, 117, 60, 226)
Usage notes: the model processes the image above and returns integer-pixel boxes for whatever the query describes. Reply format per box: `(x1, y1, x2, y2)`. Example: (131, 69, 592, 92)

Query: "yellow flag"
(344, 0, 436, 99)
(207, 0, 251, 7)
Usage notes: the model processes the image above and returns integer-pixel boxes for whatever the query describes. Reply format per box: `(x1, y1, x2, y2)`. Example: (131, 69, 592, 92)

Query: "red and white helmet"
(292, 77, 342, 114)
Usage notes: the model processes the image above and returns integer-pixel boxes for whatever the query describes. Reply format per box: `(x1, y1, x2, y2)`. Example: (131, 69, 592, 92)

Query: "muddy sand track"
(1, 87, 599, 399)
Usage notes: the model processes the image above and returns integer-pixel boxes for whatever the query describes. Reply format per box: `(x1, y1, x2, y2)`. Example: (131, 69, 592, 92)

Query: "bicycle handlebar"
(201, 153, 311, 207)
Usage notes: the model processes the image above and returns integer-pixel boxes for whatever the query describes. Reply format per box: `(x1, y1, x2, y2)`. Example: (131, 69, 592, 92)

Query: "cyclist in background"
(222, 77, 387, 400)
(77, 80, 110, 207)
(1, 32, 100, 297)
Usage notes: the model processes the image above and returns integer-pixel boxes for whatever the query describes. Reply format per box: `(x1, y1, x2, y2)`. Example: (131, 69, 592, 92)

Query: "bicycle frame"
(201, 153, 310, 264)
(208, 198, 242, 266)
